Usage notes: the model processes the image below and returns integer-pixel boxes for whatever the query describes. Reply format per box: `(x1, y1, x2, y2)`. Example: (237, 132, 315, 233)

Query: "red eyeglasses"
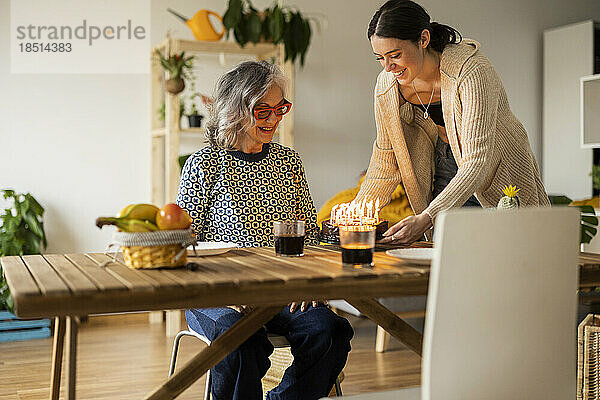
(253, 100, 292, 120)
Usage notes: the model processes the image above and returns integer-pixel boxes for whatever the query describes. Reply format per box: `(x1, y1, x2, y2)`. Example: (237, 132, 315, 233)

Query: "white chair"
(170, 328, 343, 400)
(328, 207, 580, 399)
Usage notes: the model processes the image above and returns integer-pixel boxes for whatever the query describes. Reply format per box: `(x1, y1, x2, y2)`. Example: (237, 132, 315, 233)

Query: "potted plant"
(154, 50, 194, 94)
(223, 0, 316, 66)
(186, 93, 213, 128)
(0, 190, 47, 313)
(549, 195, 598, 244)
(186, 103, 204, 128)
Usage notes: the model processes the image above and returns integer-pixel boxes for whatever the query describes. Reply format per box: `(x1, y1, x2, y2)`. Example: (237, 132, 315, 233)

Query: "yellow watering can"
(167, 8, 225, 41)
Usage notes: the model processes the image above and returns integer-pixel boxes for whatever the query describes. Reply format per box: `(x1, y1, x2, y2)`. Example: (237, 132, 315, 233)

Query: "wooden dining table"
(3, 244, 600, 400)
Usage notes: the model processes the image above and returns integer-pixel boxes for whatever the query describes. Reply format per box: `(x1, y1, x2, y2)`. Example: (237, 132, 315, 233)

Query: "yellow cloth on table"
(317, 175, 414, 226)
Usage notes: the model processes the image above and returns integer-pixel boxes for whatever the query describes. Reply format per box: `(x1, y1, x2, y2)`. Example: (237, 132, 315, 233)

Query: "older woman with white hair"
(176, 61, 353, 400)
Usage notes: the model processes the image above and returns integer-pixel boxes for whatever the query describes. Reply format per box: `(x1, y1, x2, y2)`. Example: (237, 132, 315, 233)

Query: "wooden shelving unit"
(151, 36, 295, 207)
(150, 36, 295, 336)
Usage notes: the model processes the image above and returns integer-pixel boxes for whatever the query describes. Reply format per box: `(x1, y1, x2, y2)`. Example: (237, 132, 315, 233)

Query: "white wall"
(0, 1, 149, 253)
(1, 0, 599, 253)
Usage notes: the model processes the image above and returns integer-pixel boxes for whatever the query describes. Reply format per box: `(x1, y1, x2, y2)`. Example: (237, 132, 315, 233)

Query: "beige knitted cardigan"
(355, 39, 550, 223)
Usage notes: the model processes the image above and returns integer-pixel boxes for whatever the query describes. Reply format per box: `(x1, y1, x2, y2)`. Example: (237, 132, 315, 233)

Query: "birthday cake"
(320, 220, 389, 244)
(321, 199, 385, 244)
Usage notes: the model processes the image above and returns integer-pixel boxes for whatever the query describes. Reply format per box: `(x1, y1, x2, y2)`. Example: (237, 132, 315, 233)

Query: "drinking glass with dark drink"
(273, 221, 305, 257)
(339, 226, 376, 267)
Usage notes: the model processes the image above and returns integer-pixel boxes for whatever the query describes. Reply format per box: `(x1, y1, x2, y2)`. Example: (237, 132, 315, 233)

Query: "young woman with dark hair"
(355, 0, 549, 244)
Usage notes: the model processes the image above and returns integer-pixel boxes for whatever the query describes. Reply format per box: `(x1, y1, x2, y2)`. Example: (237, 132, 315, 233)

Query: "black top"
(227, 142, 270, 162)
(399, 88, 445, 127)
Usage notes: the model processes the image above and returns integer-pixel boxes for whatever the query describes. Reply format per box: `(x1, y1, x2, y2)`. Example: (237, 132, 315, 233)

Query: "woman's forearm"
(354, 140, 402, 207)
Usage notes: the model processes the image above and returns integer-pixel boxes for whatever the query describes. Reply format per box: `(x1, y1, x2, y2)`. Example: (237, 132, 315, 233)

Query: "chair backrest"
(422, 207, 580, 400)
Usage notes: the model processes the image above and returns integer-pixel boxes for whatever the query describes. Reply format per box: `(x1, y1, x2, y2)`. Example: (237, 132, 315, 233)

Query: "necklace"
(412, 79, 437, 120)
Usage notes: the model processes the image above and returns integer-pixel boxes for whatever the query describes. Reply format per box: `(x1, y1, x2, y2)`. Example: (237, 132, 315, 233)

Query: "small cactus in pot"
(497, 185, 520, 210)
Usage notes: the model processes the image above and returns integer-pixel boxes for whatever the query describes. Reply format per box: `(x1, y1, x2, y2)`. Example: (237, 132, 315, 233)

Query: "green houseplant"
(186, 103, 204, 128)
(549, 195, 598, 244)
(185, 93, 213, 128)
(182, 72, 208, 128)
(223, 0, 315, 66)
(154, 50, 194, 94)
(0, 190, 47, 312)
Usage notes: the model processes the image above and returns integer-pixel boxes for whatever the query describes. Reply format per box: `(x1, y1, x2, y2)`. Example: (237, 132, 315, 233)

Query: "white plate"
(187, 242, 239, 256)
(386, 248, 433, 265)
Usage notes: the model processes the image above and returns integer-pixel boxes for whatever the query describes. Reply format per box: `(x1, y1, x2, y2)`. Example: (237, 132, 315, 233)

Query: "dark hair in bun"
(368, 0, 462, 53)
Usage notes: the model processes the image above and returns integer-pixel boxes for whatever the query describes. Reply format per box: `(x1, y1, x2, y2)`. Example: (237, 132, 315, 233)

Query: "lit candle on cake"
(320, 199, 388, 244)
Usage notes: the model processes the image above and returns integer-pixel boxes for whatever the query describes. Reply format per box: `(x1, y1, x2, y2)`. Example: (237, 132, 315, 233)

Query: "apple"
(156, 203, 192, 230)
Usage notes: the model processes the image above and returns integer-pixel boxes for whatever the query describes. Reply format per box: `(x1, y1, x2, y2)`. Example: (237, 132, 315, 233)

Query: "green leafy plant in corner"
(549, 195, 598, 244)
(0, 274, 13, 312)
(223, 0, 317, 66)
(591, 165, 600, 191)
(0, 190, 47, 312)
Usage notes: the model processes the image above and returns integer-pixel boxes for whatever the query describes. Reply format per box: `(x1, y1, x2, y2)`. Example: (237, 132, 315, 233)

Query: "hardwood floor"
(0, 312, 420, 399)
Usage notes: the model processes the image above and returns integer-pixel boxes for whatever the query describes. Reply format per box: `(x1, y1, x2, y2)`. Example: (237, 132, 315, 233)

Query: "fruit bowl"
(110, 229, 196, 269)
(97, 203, 195, 269)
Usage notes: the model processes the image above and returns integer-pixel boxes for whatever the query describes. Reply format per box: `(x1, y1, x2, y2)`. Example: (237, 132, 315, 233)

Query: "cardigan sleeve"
(424, 60, 499, 222)
(291, 152, 319, 245)
(354, 97, 403, 208)
(176, 153, 208, 241)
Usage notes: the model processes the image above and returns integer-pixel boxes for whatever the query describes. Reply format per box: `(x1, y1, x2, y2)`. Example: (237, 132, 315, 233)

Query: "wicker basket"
(107, 229, 196, 270)
(121, 244, 187, 269)
(578, 314, 600, 400)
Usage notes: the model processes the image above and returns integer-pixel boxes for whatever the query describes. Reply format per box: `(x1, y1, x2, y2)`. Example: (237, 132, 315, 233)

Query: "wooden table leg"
(165, 310, 182, 337)
(66, 316, 79, 400)
(347, 298, 423, 356)
(375, 325, 390, 353)
(149, 311, 164, 324)
(145, 305, 283, 400)
(50, 316, 66, 400)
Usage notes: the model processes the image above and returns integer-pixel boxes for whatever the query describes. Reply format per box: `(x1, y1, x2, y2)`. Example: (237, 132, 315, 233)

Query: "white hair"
(206, 61, 287, 150)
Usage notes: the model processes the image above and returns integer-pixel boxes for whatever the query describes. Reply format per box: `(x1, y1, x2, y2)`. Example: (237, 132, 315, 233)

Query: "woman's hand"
(378, 213, 432, 245)
(289, 300, 328, 313)
(227, 305, 253, 315)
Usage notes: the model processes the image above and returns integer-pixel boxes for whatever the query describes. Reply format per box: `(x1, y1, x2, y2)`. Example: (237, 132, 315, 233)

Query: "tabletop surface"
(4, 244, 600, 319)
(1, 245, 434, 318)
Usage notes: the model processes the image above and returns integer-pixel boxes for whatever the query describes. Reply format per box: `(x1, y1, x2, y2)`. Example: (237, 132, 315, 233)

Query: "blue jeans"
(185, 305, 354, 400)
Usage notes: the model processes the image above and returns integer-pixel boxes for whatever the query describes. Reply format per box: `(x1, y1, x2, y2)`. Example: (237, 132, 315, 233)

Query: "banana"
(117, 203, 159, 223)
(96, 217, 159, 232)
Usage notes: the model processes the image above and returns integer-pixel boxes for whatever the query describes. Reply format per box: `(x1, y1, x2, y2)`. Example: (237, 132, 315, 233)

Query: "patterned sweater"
(176, 142, 319, 247)
(355, 39, 550, 223)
